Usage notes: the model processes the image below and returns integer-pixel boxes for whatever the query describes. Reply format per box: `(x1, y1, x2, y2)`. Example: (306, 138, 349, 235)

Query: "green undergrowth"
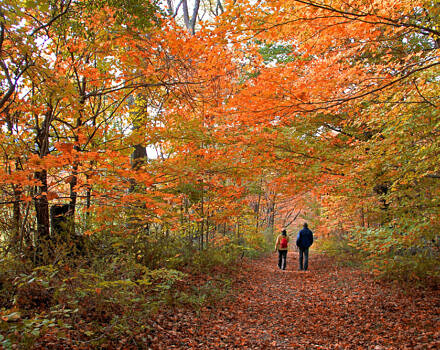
(315, 236, 363, 268)
(316, 227, 440, 287)
(0, 232, 267, 348)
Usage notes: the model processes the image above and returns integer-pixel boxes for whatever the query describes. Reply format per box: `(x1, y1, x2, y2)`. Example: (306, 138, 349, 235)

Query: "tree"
(214, 0, 439, 268)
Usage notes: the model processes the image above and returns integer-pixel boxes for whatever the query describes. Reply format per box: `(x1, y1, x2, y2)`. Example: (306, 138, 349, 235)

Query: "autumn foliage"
(0, 0, 439, 347)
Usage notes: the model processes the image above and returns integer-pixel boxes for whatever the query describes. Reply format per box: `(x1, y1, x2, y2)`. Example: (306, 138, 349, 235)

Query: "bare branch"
(413, 78, 437, 107)
(0, 22, 4, 55)
(166, 0, 174, 16)
(217, 0, 224, 15)
(285, 210, 302, 227)
(83, 79, 207, 99)
(292, 0, 440, 38)
(30, 0, 72, 36)
(0, 57, 32, 111)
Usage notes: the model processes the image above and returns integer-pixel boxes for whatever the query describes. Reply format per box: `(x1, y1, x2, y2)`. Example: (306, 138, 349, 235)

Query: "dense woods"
(0, 0, 439, 347)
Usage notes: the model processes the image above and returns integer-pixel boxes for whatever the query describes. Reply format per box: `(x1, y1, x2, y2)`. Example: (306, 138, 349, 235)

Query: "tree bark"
(34, 169, 50, 262)
(182, 0, 200, 35)
(12, 186, 21, 247)
(34, 104, 52, 263)
(267, 194, 277, 235)
(6, 112, 22, 252)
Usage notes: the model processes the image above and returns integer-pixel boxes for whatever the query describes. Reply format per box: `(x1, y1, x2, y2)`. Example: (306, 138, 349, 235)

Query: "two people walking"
(275, 223, 314, 271)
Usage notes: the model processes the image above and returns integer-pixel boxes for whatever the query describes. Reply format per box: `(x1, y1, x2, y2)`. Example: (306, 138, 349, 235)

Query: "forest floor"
(151, 251, 440, 349)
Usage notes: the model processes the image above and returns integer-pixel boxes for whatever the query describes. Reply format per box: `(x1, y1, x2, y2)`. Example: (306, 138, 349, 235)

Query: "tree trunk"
(205, 216, 210, 248)
(182, 0, 200, 35)
(200, 181, 204, 250)
(85, 176, 91, 229)
(68, 156, 78, 235)
(267, 194, 277, 235)
(34, 169, 50, 263)
(360, 206, 365, 227)
(6, 110, 22, 252)
(11, 185, 21, 252)
(254, 177, 263, 233)
(34, 107, 52, 263)
(132, 144, 148, 170)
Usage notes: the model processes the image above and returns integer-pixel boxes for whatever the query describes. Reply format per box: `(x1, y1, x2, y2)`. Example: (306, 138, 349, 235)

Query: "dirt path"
(152, 252, 440, 349)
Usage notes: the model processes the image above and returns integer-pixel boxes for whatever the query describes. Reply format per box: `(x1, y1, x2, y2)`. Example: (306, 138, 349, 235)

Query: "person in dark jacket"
(296, 223, 314, 271)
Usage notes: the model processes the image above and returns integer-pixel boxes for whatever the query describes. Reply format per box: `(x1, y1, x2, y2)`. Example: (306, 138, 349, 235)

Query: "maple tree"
(1, 0, 440, 347)
(0, 0, 239, 260)
(1, 0, 163, 259)
(0, 0, 438, 275)
(210, 0, 440, 275)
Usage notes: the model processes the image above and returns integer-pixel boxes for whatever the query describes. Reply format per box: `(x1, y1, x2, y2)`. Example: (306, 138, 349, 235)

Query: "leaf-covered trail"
(152, 252, 440, 349)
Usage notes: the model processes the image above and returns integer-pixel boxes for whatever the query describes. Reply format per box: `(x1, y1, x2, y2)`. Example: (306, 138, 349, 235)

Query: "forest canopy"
(0, 0, 439, 281)
(0, 0, 439, 347)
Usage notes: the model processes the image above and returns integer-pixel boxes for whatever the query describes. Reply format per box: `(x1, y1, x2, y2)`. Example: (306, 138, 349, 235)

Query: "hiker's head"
(303, 223, 308, 228)
(282, 229, 287, 236)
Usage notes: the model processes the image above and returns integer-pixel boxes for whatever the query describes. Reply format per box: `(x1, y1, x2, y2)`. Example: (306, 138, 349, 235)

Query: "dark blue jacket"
(296, 228, 313, 249)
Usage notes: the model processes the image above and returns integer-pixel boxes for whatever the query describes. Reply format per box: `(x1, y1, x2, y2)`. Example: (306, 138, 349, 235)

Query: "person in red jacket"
(275, 229, 289, 270)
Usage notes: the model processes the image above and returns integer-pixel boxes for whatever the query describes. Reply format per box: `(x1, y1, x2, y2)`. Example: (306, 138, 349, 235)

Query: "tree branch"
(292, 0, 440, 37)
(413, 78, 437, 107)
(30, 0, 72, 36)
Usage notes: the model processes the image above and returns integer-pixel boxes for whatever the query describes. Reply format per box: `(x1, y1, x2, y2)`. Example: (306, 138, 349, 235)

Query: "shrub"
(317, 226, 440, 285)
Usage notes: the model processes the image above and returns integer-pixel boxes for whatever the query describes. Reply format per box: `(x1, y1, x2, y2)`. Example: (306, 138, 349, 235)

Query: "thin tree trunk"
(85, 177, 91, 228)
(34, 107, 52, 263)
(200, 181, 204, 250)
(20, 200, 31, 252)
(255, 194, 261, 234)
(360, 206, 365, 227)
(205, 216, 209, 248)
(182, 0, 201, 35)
(6, 111, 21, 251)
(34, 169, 50, 263)
(12, 186, 21, 246)
(68, 75, 87, 236)
(69, 157, 78, 236)
(267, 194, 277, 235)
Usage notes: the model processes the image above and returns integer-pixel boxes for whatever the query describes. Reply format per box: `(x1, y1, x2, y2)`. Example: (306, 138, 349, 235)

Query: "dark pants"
(278, 250, 287, 270)
(299, 247, 309, 270)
